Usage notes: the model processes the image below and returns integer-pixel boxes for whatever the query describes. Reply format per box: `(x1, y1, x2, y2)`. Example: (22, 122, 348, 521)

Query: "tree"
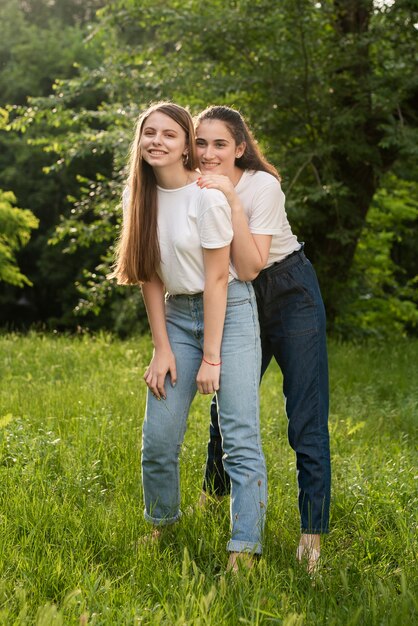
(334, 176, 418, 338)
(0, 189, 39, 287)
(3, 0, 418, 334)
(0, 0, 106, 329)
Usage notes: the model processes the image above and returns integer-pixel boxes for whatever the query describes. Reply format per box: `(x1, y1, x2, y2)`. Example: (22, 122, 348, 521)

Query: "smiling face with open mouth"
(140, 111, 188, 170)
(196, 119, 245, 181)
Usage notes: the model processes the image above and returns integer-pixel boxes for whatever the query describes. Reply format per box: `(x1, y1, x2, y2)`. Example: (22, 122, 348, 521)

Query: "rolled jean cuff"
(144, 509, 181, 526)
(227, 539, 262, 555)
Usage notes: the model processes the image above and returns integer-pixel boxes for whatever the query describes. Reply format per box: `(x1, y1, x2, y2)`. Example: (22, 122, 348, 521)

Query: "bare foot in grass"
(296, 533, 321, 574)
(137, 527, 164, 547)
(226, 551, 255, 573)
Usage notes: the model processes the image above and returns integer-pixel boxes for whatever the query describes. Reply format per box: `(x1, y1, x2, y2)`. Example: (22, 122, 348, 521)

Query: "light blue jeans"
(142, 280, 267, 554)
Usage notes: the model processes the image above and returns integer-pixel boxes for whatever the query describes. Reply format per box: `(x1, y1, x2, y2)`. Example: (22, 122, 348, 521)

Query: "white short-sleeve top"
(123, 182, 233, 295)
(235, 170, 300, 266)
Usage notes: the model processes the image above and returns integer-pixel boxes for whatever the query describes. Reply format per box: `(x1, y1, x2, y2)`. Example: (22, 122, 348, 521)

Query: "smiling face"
(195, 119, 245, 179)
(140, 111, 188, 170)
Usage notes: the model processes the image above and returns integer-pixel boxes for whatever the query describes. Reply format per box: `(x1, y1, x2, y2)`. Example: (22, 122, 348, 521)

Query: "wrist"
(153, 341, 171, 352)
(202, 356, 222, 366)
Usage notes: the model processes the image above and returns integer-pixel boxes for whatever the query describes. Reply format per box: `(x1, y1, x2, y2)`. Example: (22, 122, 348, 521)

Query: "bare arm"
(197, 175, 271, 280)
(196, 245, 230, 395)
(142, 274, 177, 400)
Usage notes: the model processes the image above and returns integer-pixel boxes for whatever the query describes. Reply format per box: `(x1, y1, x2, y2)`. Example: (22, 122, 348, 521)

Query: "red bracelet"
(202, 357, 222, 366)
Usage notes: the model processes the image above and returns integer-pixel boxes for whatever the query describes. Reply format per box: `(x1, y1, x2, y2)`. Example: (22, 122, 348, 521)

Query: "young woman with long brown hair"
(111, 102, 267, 571)
(195, 105, 331, 573)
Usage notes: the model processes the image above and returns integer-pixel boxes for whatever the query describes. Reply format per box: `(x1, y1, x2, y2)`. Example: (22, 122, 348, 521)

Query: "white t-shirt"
(123, 182, 233, 295)
(235, 170, 300, 267)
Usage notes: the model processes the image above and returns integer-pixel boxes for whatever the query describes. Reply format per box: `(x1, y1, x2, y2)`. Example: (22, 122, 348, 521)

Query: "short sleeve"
(197, 190, 233, 249)
(249, 178, 284, 235)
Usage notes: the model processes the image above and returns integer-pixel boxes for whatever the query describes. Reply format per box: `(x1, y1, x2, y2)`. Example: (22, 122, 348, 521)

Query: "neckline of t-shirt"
(235, 169, 251, 192)
(157, 181, 198, 193)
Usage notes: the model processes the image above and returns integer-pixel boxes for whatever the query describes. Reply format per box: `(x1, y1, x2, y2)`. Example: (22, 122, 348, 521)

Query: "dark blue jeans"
(203, 246, 331, 533)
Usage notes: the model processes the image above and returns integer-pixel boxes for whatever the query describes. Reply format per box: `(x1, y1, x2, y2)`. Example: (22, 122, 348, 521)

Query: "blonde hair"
(110, 102, 198, 284)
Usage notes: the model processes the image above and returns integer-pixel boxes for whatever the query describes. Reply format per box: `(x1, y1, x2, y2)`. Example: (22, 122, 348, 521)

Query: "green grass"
(0, 332, 416, 625)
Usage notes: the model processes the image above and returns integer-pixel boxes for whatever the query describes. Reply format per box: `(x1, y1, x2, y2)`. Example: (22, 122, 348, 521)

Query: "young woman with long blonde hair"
(111, 102, 267, 571)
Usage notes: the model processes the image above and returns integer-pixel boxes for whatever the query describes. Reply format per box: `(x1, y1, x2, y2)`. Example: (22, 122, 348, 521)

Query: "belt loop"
(298, 242, 307, 264)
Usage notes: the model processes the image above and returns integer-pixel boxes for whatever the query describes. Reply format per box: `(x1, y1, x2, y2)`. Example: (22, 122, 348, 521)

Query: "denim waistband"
(166, 291, 203, 302)
(166, 279, 254, 302)
(254, 243, 306, 282)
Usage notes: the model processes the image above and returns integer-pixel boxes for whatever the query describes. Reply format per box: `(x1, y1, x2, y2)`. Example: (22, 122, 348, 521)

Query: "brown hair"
(195, 105, 280, 181)
(110, 102, 198, 284)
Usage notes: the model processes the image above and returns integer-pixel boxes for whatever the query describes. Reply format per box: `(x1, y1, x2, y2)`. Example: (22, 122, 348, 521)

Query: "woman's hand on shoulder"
(144, 347, 177, 400)
(196, 357, 221, 395)
(197, 174, 236, 204)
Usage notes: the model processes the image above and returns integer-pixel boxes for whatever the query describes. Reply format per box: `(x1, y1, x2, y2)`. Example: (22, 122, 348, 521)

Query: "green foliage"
(0, 190, 39, 287)
(1, 0, 418, 335)
(335, 176, 418, 339)
(0, 0, 108, 330)
(0, 0, 102, 105)
(0, 333, 416, 623)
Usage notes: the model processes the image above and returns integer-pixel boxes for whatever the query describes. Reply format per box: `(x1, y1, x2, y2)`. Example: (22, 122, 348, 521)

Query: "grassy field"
(0, 332, 416, 625)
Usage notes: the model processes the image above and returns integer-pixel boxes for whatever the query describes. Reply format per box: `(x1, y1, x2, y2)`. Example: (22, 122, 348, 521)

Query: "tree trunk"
(306, 0, 396, 323)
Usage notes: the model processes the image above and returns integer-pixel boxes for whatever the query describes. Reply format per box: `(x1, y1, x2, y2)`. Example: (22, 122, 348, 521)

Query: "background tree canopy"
(0, 0, 417, 338)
